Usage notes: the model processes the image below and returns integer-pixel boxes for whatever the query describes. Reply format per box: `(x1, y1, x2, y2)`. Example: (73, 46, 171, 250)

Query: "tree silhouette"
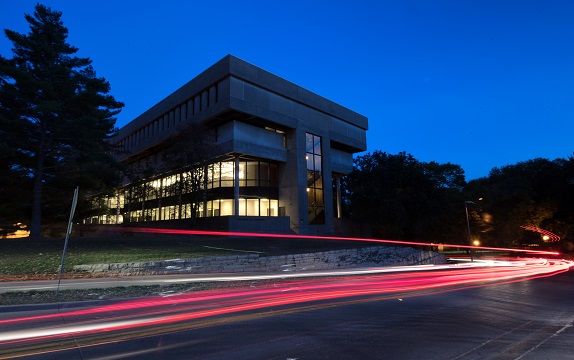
(160, 122, 219, 224)
(0, 4, 123, 237)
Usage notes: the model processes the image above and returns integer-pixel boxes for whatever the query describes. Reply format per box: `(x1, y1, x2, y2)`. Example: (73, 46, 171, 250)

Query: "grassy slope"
(0, 233, 375, 278)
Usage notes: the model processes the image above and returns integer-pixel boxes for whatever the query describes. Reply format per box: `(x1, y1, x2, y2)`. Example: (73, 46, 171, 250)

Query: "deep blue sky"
(1, 1, 573, 180)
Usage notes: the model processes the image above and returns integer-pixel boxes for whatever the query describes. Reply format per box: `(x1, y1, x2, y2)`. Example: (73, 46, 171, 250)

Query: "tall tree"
(123, 158, 158, 223)
(161, 122, 219, 224)
(347, 151, 468, 242)
(0, 4, 124, 237)
(470, 157, 573, 248)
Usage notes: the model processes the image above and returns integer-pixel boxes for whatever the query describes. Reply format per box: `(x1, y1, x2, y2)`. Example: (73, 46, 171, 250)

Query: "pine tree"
(0, 4, 124, 238)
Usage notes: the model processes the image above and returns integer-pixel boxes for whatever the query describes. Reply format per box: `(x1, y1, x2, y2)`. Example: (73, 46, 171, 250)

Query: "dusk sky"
(1, 0, 572, 180)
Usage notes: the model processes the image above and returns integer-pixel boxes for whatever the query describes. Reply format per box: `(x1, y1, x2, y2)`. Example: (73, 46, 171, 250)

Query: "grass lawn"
(0, 233, 376, 278)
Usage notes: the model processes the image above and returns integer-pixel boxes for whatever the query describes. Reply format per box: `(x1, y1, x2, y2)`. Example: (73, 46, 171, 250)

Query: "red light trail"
(0, 258, 572, 358)
(124, 227, 561, 255)
(521, 226, 561, 242)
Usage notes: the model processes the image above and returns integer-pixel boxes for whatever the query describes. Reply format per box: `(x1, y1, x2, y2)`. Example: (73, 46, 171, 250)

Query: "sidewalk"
(0, 266, 415, 294)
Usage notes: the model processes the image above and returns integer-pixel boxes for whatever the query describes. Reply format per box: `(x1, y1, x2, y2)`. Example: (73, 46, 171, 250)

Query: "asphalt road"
(0, 267, 451, 293)
(2, 267, 573, 360)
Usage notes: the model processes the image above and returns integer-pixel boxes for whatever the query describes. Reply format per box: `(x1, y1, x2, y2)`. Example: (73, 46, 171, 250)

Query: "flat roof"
(115, 55, 368, 141)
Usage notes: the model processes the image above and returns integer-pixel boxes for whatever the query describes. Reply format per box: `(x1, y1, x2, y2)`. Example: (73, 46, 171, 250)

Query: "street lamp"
(465, 198, 482, 262)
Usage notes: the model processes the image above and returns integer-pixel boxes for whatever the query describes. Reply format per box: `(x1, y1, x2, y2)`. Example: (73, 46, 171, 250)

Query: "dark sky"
(1, 0, 573, 180)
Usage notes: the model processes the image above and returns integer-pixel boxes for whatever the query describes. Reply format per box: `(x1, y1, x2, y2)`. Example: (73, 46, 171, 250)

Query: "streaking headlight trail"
(0, 257, 572, 359)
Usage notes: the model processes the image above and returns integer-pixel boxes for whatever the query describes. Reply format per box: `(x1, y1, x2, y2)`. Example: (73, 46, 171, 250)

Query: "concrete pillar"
(158, 178, 163, 220)
(116, 193, 120, 224)
(336, 176, 342, 219)
(203, 164, 208, 217)
(175, 107, 181, 124)
(209, 85, 217, 105)
(169, 111, 175, 127)
(187, 100, 193, 118)
(234, 155, 240, 216)
(194, 96, 200, 114)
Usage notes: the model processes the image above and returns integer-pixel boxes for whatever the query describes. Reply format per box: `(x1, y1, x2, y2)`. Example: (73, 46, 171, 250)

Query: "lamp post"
(465, 200, 476, 262)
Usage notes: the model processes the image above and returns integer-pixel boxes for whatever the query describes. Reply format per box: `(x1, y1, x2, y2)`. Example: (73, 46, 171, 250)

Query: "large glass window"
(306, 133, 324, 224)
(246, 199, 258, 216)
(238, 199, 247, 216)
(246, 161, 258, 186)
(220, 162, 234, 187)
(220, 199, 234, 216)
(104, 159, 280, 224)
(207, 163, 216, 189)
(181, 170, 203, 194)
(207, 160, 277, 189)
(238, 198, 264, 216)
(206, 200, 220, 217)
(164, 175, 179, 196)
(205, 198, 278, 217)
(162, 206, 177, 220)
(260, 198, 271, 217)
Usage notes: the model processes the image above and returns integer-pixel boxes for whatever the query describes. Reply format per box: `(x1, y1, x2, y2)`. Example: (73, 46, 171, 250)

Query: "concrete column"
(181, 103, 187, 121)
(116, 193, 120, 224)
(194, 96, 200, 114)
(234, 155, 240, 216)
(158, 178, 163, 220)
(178, 173, 183, 219)
(209, 85, 217, 105)
(336, 176, 342, 218)
(202, 164, 208, 217)
(202, 91, 208, 110)
(188, 100, 194, 118)
(175, 107, 181, 124)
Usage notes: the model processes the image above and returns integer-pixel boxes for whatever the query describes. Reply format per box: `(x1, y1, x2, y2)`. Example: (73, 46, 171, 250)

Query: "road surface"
(1, 259, 573, 359)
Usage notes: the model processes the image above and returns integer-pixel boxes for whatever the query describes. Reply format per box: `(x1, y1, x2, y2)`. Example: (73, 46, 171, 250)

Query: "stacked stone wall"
(73, 246, 447, 276)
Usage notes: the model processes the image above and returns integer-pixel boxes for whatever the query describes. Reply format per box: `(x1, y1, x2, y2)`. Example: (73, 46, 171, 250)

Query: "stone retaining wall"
(73, 246, 447, 276)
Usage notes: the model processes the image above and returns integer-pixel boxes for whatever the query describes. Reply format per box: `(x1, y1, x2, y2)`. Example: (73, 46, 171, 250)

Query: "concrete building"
(88, 55, 368, 235)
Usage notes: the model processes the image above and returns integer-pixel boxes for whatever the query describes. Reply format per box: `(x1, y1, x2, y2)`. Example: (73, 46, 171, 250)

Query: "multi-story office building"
(87, 55, 368, 235)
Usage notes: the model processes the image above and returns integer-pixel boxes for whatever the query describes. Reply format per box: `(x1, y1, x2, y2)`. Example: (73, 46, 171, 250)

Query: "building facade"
(87, 55, 368, 235)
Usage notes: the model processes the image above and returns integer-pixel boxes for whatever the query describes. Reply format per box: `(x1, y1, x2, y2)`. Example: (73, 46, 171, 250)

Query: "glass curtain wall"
(306, 133, 325, 224)
(85, 159, 280, 224)
(205, 160, 279, 217)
